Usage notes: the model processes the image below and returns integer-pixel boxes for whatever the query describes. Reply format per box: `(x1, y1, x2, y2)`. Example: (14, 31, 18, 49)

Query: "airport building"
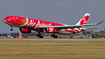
(0, 33, 13, 38)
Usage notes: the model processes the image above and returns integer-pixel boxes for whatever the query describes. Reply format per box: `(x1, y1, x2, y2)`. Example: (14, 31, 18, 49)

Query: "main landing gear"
(37, 32, 58, 38)
(51, 34, 58, 38)
(37, 32, 43, 38)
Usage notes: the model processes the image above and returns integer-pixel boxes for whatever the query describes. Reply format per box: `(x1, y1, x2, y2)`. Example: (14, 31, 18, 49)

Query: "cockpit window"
(6, 17, 10, 21)
(6, 17, 10, 19)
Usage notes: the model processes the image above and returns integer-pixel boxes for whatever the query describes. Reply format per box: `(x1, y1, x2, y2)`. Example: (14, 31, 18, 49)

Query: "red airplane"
(3, 13, 103, 38)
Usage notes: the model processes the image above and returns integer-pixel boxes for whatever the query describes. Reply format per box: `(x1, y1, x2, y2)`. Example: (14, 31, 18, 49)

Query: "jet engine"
(45, 27, 59, 33)
(19, 28, 31, 33)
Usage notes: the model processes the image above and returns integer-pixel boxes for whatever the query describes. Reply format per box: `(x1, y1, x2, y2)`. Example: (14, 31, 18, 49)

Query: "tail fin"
(76, 13, 90, 25)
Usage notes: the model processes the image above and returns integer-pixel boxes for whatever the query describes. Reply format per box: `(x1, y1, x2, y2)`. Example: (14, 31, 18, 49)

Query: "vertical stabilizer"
(76, 13, 90, 25)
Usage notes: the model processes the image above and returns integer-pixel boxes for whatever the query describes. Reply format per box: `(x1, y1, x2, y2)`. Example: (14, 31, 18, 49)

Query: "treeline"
(82, 30, 105, 38)
(91, 31, 105, 38)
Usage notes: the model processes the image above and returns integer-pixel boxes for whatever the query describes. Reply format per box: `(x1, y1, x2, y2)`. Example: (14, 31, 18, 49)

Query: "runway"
(0, 38, 105, 59)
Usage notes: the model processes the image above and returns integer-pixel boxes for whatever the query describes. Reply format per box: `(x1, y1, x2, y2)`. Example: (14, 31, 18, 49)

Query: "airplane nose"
(3, 17, 10, 22)
(3, 18, 7, 22)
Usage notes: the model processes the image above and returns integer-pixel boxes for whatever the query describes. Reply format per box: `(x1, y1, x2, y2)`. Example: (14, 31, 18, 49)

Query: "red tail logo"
(80, 14, 89, 25)
(76, 13, 90, 25)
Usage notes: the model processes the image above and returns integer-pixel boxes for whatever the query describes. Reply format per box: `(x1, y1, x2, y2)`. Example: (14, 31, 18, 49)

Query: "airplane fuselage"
(3, 16, 82, 34)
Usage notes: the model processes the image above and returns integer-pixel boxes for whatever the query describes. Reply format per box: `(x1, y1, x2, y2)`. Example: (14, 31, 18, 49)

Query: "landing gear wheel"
(10, 29, 13, 31)
(51, 34, 58, 38)
(54, 35, 58, 38)
(37, 34, 40, 37)
(51, 35, 54, 37)
(10, 25, 13, 31)
(37, 33, 43, 38)
(39, 36, 43, 38)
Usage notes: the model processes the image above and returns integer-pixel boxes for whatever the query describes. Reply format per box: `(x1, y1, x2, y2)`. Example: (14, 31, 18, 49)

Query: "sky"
(0, 0, 105, 33)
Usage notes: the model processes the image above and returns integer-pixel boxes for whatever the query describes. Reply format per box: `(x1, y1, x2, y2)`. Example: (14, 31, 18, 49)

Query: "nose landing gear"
(10, 25, 13, 31)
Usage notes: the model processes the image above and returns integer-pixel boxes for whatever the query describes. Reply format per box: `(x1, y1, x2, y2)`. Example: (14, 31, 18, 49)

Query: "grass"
(0, 39, 105, 59)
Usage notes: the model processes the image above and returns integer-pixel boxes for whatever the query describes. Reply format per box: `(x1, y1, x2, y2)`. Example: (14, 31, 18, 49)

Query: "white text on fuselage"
(26, 20, 52, 28)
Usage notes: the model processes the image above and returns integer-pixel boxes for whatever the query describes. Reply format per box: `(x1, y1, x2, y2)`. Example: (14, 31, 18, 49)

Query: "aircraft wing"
(38, 21, 103, 29)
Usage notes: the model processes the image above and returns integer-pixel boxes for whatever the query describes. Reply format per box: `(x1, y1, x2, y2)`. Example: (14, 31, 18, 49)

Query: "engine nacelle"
(20, 28, 31, 33)
(45, 27, 59, 33)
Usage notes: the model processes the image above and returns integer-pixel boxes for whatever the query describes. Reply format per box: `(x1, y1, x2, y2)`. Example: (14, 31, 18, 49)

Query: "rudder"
(76, 13, 90, 25)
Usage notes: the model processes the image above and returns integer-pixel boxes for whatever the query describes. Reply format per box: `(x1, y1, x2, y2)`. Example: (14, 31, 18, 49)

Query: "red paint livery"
(3, 13, 103, 38)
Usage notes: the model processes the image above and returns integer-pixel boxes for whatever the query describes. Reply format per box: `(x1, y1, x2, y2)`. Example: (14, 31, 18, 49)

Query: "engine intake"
(19, 28, 31, 33)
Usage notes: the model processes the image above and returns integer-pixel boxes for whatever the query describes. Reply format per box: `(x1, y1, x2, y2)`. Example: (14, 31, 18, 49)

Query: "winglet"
(97, 21, 103, 25)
